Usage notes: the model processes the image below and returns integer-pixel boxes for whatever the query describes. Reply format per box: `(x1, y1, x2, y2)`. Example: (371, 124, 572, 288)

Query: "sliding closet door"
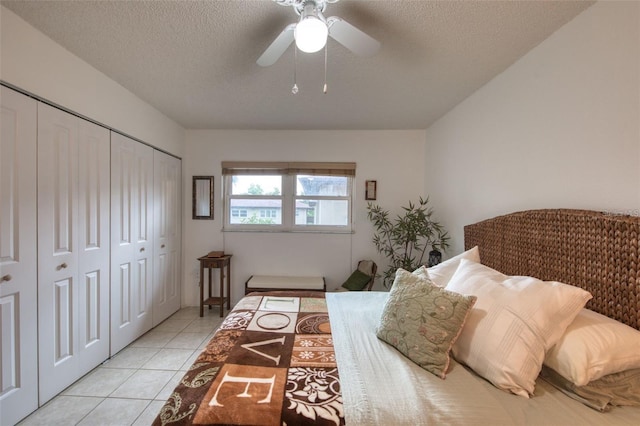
(0, 87, 38, 425)
(153, 151, 182, 326)
(37, 103, 110, 404)
(111, 132, 154, 355)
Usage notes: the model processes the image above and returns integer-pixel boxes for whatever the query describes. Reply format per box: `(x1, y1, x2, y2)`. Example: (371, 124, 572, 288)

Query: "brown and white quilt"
(153, 291, 344, 426)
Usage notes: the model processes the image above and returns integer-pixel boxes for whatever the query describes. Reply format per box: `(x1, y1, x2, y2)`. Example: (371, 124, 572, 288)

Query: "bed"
(154, 209, 640, 425)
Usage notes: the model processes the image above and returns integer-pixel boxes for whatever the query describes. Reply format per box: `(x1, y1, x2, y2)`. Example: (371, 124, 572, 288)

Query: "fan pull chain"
(323, 42, 328, 94)
(292, 45, 299, 95)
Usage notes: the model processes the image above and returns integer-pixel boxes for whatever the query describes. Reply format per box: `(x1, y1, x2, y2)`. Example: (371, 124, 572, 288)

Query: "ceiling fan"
(257, 0, 381, 67)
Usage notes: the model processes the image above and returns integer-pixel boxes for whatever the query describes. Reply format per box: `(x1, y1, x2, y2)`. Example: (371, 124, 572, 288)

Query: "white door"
(37, 103, 80, 403)
(37, 103, 111, 404)
(153, 151, 182, 326)
(77, 119, 111, 373)
(111, 132, 154, 355)
(0, 87, 38, 425)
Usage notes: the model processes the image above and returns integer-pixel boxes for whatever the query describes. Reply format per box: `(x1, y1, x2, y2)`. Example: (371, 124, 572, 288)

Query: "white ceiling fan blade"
(257, 23, 296, 67)
(327, 16, 380, 57)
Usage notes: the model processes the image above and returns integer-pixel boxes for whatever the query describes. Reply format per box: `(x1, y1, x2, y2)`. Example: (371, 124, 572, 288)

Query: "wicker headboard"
(464, 209, 640, 330)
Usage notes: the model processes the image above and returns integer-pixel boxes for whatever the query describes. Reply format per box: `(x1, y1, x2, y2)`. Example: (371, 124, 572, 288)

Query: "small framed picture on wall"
(365, 180, 377, 200)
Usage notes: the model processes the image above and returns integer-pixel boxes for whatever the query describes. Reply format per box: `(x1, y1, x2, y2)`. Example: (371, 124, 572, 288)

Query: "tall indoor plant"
(367, 197, 449, 287)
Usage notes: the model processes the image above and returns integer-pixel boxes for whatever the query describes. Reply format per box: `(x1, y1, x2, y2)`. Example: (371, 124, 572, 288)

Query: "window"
(222, 162, 355, 232)
(231, 209, 248, 220)
(260, 209, 277, 218)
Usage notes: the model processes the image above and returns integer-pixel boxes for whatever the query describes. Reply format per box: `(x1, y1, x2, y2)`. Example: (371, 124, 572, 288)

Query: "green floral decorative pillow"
(376, 268, 476, 379)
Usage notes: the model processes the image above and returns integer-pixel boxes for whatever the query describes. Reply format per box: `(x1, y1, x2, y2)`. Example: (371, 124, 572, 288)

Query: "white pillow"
(446, 259, 592, 397)
(544, 309, 640, 386)
(426, 246, 480, 287)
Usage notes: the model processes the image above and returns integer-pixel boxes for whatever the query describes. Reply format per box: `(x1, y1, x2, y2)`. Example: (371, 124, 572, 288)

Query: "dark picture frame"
(365, 180, 377, 201)
(192, 176, 214, 219)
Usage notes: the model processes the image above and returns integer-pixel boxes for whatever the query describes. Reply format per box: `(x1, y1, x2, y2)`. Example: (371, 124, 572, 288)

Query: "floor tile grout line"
(20, 308, 224, 426)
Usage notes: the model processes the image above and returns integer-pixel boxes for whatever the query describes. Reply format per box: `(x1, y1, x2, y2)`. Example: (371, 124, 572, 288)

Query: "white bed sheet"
(326, 291, 640, 426)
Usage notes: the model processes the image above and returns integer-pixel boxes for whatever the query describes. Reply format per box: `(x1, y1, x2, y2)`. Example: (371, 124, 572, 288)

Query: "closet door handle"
(1, 274, 12, 283)
(57, 263, 68, 271)
(161, 244, 165, 248)
(140, 247, 145, 252)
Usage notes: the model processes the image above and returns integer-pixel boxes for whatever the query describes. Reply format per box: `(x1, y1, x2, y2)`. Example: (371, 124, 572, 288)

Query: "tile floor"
(19, 307, 225, 426)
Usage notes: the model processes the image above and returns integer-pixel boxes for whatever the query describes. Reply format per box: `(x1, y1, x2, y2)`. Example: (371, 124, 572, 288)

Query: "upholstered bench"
(245, 275, 326, 294)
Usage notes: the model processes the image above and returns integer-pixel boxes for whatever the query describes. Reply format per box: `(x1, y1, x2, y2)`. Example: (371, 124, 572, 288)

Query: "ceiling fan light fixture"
(257, 0, 380, 69)
(294, 4, 328, 53)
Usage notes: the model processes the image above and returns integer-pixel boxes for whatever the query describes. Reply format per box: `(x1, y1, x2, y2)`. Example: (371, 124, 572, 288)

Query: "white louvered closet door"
(111, 132, 154, 355)
(153, 150, 182, 326)
(0, 87, 38, 425)
(37, 103, 110, 404)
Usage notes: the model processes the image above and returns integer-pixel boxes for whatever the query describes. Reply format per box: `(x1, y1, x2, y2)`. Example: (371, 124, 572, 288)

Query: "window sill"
(222, 227, 354, 235)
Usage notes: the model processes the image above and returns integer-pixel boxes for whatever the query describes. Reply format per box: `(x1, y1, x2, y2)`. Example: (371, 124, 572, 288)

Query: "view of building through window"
(227, 174, 350, 228)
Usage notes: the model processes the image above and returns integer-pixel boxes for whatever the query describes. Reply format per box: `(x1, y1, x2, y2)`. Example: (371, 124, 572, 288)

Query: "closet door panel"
(53, 278, 74, 359)
(111, 132, 153, 355)
(117, 262, 132, 325)
(153, 151, 181, 325)
(137, 257, 150, 317)
(37, 103, 80, 404)
(77, 119, 110, 371)
(111, 136, 135, 350)
(37, 104, 110, 404)
(0, 87, 38, 426)
(84, 271, 101, 343)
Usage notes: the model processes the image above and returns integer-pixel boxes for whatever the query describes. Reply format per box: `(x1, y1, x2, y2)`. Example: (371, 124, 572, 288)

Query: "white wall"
(424, 1, 640, 255)
(0, 6, 184, 156)
(182, 130, 428, 306)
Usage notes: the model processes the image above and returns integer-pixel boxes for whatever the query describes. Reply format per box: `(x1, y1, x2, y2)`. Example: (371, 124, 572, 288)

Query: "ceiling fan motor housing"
(275, 0, 336, 16)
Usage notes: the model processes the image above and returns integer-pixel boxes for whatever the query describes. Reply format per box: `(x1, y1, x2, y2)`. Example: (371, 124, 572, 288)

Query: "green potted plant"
(367, 197, 450, 288)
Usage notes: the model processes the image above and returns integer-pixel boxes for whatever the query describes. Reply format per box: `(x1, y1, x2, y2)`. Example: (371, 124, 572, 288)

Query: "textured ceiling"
(2, 0, 593, 130)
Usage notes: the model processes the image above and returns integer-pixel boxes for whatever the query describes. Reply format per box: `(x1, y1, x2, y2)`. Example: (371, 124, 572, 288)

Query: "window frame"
(226, 175, 284, 229)
(222, 162, 355, 233)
